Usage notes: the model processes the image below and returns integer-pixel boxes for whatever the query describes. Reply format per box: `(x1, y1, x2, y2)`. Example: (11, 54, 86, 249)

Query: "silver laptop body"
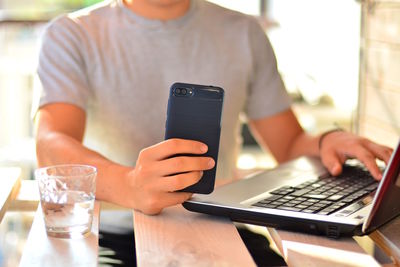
(183, 140, 400, 238)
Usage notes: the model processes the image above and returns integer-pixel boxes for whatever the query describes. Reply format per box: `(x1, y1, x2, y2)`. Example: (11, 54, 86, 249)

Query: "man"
(34, 0, 392, 215)
(34, 0, 392, 264)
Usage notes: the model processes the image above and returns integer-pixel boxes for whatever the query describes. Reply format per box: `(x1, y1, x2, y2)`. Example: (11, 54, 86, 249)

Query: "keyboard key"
(326, 189, 340, 194)
(269, 189, 287, 195)
(293, 183, 310, 189)
(281, 203, 297, 207)
(320, 200, 333, 205)
(283, 196, 295, 200)
(270, 200, 286, 206)
(270, 186, 296, 195)
(318, 210, 331, 215)
(364, 183, 378, 192)
(303, 194, 329, 200)
(277, 206, 302, 212)
(302, 201, 316, 206)
(307, 191, 323, 196)
(307, 206, 323, 211)
(327, 194, 345, 201)
(341, 198, 353, 203)
(302, 209, 317, 213)
(343, 188, 356, 194)
(314, 202, 329, 208)
(290, 188, 312, 197)
(322, 208, 336, 213)
(263, 195, 282, 202)
(311, 183, 323, 188)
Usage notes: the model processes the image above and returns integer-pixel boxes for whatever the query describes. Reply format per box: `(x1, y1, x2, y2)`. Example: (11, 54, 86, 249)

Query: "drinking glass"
(35, 164, 97, 238)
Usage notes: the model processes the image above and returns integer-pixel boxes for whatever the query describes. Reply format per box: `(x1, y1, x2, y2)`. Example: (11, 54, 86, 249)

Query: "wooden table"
(268, 228, 380, 267)
(0, 167, 21, 222)
(133, 205, 256, 266)
(11, 179, 400, 266)
(19, 201, 100, 267)
(370, 217, 400, 266)
(267, 217, 400, 266)
(134, 205, 400, 267)
(11, 180, 127, 267)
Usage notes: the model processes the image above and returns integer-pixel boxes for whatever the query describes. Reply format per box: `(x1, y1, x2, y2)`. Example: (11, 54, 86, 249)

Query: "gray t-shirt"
(35, 0, 291, 180)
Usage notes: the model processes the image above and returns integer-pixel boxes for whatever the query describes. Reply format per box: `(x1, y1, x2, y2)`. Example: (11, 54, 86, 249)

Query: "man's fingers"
(344, 146, 382, 180)
(358, 156, 382, 180)
(364, 141, 394, 164)
(142, 171, 204, 214)
(140, 191, 193, 215)
(140, 138, 208, 161)
(158, 156, 214, 176)
(160, 192, 193, 209)
(321, 150, 343, 176)
(160, 171, 203, 192)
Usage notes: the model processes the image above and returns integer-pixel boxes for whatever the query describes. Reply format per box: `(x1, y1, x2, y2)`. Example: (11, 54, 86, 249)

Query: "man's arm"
(35, 103, 215, 214)
(248, 108, 394, 180)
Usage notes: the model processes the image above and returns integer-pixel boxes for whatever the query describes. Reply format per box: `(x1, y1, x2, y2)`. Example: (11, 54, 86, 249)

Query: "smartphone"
(165, 82, 224, 194)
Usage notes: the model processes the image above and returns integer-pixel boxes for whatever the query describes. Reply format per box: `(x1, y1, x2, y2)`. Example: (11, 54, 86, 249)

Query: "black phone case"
(165, 82, 224, 194)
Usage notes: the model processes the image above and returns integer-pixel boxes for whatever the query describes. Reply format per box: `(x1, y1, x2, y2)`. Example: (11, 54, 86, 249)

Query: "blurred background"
(0, 0, 399, 266)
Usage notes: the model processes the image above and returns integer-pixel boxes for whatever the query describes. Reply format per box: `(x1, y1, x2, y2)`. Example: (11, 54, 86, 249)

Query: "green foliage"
(39, 0, 103, 9)
(83, 0, 103, 7)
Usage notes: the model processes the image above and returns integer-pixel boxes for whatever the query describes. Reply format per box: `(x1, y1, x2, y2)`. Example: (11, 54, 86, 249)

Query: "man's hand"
(248, 108, 394, 181)
(319, 131, 393, 180)
(35, 104, 215, 215)
(125, 138, 215, 215)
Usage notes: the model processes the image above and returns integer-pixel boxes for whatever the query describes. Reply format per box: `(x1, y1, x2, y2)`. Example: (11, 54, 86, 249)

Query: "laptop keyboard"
(252, 165, 379, 215)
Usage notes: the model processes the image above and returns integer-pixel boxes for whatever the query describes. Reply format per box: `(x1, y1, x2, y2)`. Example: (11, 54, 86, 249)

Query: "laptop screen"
(363, 140, 400, 233)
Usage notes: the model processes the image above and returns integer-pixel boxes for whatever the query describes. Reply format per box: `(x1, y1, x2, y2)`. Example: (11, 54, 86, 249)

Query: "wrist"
(97, 162, 133, 207)
(318, 128, 344, 152)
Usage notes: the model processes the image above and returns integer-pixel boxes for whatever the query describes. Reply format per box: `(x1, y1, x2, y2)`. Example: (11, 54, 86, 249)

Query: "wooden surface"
(9, 179, 39, 211)
(133, 205, 255, 267)
(13, 178, 400, 266)
(19, 201, 100, 267)
(370, 216, 400, 266)
(268, 228, 380, 267)
(0, 167, 21, 222)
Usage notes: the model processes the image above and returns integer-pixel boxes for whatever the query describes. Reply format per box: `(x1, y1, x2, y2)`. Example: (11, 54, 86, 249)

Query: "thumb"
(321, 151, 343, 176)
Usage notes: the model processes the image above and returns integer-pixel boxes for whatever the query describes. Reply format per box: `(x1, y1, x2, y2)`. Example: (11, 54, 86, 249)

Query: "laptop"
(183, 140, 400, 238)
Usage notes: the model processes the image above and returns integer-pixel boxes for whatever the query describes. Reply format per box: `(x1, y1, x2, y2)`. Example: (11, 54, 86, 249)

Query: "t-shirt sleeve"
(33, 15, 91, 114)
(244, 18, 291, 120)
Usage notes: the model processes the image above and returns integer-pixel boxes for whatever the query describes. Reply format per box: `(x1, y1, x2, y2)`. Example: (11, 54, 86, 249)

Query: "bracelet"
(318, 128, 344, 151)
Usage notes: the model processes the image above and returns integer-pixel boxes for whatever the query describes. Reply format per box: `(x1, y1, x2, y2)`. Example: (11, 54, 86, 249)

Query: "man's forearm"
(36, 131, 131, 207)
(286, 132, 320, 160)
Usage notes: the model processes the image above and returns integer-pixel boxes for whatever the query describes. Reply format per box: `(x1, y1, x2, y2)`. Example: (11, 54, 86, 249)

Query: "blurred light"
(5, 231, 18, 246)
(298, 114, 316, 132)
(268, 0, 360, 112)
(237, 154, 257, 170)
(258, 158, 277, 169)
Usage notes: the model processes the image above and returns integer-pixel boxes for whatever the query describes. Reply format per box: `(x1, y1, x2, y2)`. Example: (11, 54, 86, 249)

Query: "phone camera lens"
(175, 88, 181, 94)
(181, 88, 187, 95)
